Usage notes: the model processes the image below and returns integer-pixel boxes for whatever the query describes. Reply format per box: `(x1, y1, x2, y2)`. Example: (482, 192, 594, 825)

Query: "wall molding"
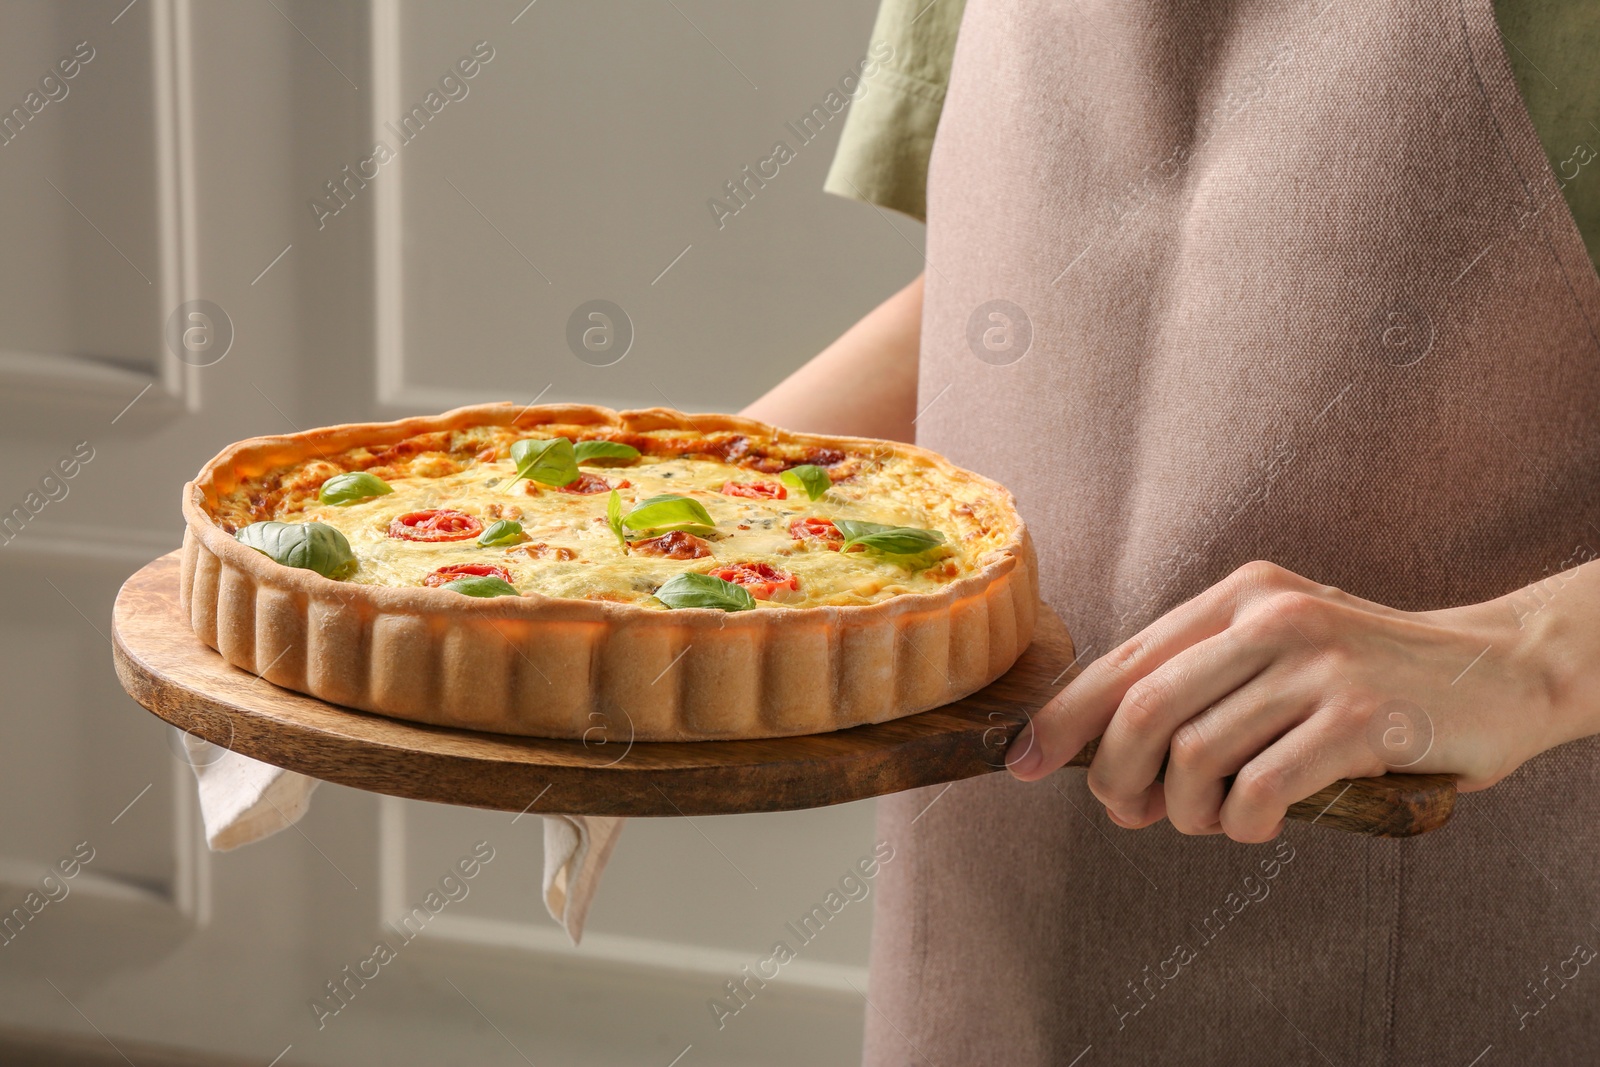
(0, 518, 204, 924)
(0, 0, 202, 425)
(151, 0, 201, 411)
(365, 3, 637, 418)
(424, 913, 869, 994)
(0, 858, 168, 908)
(377, 797, 868, 995)
(370, 0, 409, 412)
(0, 521, 178, 567)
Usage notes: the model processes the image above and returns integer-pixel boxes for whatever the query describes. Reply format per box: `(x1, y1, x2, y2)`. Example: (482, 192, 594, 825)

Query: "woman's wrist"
(1495, 558, 1600, 752)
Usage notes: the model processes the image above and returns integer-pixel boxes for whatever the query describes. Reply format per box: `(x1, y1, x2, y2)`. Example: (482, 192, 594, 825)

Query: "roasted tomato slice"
(631, 531, 712, 559)
(710, 561, 799, 600)
(388, 509, 483, 542)
(557, 472, 630, 495)
(720, 480, 786, 500)
(423, 562, 513, 587)
(788, 516, 843, 549)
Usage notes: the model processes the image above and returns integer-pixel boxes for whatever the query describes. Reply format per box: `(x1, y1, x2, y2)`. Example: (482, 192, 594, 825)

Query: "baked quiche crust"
(180, 403, 1037, 741)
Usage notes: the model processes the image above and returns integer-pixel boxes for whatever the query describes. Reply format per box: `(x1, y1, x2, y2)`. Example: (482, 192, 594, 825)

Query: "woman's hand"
(1005, 560, 1597, 842)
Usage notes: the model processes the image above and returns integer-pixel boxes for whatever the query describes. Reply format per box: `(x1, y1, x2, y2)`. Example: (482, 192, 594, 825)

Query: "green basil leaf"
(318, 471, 393, 506)
(477, 519, 524, 547)
(622, 493, 714, 533)
(507, 437, 578, 490)
(835, 519, 946, 556)
(779, 464, 831, 501)
(625, 524, 717, 541)
(654, 572, 756, 612)
(441, 576, 520, 598)
(574, 440, 641, 466)
(607, 489, 627, 548)
(236, 521, 358, 579)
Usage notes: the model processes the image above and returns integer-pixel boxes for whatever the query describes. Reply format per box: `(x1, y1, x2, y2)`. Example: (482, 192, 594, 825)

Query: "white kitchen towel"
(541, 811, 623, 943)
(183, 739, 620, 943)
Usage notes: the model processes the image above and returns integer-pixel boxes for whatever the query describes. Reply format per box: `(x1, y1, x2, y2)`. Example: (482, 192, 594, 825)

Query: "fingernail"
(1007, 727, 1042, 777)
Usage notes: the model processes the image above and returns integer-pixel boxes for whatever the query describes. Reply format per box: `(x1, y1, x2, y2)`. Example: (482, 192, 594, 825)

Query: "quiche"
(180, 404, 1037, 741)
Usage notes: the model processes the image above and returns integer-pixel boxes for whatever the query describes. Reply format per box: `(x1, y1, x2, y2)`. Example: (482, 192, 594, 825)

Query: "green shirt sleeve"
(823, 0, 967, 222)
(1493, 0, 1600, 271)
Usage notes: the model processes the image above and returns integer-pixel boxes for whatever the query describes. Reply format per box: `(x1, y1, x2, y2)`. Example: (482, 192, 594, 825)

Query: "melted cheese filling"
(226, 443, 1013, 609)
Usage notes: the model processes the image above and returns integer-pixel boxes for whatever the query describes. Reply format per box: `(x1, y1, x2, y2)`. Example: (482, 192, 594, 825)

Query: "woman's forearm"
(742, 273, 923, 442)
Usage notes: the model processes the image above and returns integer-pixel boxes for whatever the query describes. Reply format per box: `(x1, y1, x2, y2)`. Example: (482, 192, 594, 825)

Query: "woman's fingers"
(1008, 560, 1316, 781)
(1156, 680, 1313, 834)
(1107, 783, 1167, 829)
(1086, 626, 1278, 825)
(1218, 707, 1387, 842)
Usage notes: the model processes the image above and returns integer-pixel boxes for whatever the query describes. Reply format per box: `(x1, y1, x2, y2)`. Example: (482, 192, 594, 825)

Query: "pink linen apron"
(865, 0, 1600, 1064)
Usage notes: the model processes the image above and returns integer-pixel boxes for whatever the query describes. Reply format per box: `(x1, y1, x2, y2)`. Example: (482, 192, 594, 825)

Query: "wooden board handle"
(1058, 737, 1457, 837)
(1281, 771, 1458, 836)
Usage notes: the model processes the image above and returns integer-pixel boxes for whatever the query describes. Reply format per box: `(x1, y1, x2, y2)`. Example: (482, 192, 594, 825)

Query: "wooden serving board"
(111, 552, 1455, 835)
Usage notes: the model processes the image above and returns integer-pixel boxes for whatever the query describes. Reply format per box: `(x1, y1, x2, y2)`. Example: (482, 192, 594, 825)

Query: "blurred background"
(0, 1, 925, 1063)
